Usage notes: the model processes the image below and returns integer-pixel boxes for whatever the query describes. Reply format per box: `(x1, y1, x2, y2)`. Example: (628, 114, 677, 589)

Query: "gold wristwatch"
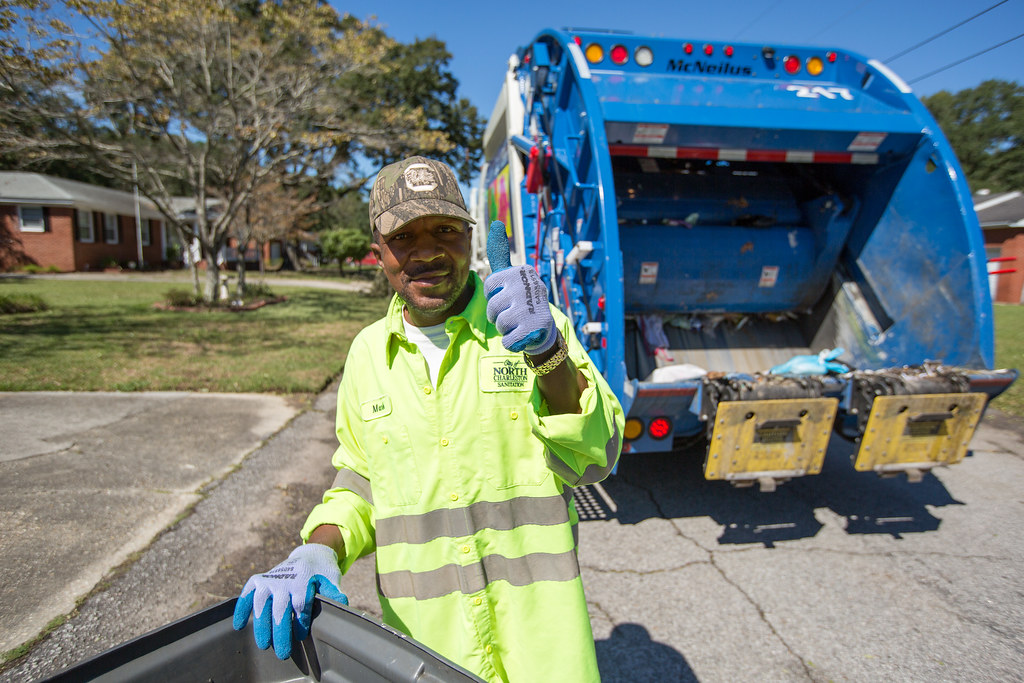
(523, 332, 568, 376)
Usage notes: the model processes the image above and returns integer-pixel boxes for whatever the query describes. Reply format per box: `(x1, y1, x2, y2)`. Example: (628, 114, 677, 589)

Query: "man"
(233, 156, 624, 682)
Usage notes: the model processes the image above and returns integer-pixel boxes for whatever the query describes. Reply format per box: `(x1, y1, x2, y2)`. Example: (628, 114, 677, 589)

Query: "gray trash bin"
(40, 597, 484, 682)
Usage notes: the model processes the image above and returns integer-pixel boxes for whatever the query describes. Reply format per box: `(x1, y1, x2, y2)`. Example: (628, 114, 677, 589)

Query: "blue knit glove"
(232, 543, 348, 660)
(484, 221, 557, 354)
(770, 348, 849, 376)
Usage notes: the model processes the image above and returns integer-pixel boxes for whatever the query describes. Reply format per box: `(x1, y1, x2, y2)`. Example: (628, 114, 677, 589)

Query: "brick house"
(976, 190, 1024, 304)
(0, 172, 166, 272)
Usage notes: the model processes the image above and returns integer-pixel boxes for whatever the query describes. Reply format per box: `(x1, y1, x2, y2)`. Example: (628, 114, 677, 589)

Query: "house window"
(104, 213, 119, 244)
(141, 219, 153, 247)
(18, 205, 45, 232)
(76, 209, 95, 242)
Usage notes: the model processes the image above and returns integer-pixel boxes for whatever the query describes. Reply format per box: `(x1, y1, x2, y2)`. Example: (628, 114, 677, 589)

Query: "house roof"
(168, 196, 223, 220)
(0, 171, 162, 219)
(973, 190, 1024, 229)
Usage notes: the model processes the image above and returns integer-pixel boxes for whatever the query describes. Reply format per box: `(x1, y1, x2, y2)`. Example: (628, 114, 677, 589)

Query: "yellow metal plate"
(704, 398, 838, 482)
(853, 393, 987, 474)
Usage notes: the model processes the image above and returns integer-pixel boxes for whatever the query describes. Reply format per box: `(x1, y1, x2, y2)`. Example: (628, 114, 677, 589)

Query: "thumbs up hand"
(484, 221, 557, 354)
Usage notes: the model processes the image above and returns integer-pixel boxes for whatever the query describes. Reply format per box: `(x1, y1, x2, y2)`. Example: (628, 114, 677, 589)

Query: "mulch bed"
(152, 296, 288, 312)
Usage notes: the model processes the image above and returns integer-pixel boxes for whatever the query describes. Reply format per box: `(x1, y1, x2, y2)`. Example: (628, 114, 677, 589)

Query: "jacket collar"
(384, 272, 489, 365)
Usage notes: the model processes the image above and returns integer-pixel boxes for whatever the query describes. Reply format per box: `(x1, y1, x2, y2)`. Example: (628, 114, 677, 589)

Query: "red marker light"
(598, 295, 605, 310)
(826, 51, 837, 63)
(783, 55, 801, 74)
(649, 417, 672, 440)
(724, 45, 734, 57)
(703, 43, 714, 56)
(684, 42, 694, 55)
(574, 36, 582, 46)
(611, 44, 629, 65)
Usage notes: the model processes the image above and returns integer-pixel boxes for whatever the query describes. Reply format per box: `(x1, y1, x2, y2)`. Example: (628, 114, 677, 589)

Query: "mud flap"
(852, 393, 987, 481)
(705, 398, 838, 491)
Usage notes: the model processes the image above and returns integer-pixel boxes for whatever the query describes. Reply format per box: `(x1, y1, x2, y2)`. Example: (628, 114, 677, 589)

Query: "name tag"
(361, 395, 392, 421)
(480, 356, 531, 392)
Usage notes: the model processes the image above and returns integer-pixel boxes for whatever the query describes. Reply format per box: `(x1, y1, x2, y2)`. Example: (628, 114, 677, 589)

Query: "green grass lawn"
(2, 277, 1022, 417)
(993, 303, 1024, 417)
(0, 278, 388, 394)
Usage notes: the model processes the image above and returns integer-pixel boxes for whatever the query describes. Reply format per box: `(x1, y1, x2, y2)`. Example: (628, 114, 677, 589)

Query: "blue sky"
(329, 0, 1023, 118)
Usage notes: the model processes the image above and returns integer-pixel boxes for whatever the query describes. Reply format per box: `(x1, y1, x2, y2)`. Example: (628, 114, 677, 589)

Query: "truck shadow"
(577, 438, 964, 547)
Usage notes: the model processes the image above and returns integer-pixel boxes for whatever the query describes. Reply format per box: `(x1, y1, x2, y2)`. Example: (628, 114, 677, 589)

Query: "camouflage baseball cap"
(369, 156, 476, 236)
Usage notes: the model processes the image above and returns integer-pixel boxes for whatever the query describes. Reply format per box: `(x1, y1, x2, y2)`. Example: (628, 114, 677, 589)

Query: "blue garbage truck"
(471, 28, 1017, 490)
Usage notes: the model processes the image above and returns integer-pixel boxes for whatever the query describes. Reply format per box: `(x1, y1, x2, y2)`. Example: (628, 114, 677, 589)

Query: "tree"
(923, 79, 1024, 192)
(321, 227, 371, 275)
(232, 175, 317, 294)
(0, 1, 483, 301)
(344, 35, 486, 180)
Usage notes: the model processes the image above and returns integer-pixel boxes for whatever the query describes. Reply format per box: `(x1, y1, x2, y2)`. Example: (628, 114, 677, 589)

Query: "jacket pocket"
(366, 423, 422, 507)
(481, 403, 550, 490)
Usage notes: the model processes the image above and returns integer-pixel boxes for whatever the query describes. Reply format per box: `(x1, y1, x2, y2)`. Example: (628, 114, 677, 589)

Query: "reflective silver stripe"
(544, 447, 581, 484)
(376, 495, 571, 547)
(546, 420, 622, 486)
(377, 549, 581, 600)
(332, 468, 373, 506)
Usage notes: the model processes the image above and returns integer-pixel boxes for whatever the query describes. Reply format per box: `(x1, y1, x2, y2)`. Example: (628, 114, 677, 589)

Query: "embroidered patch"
(480, 356, 531, 392)
(361, 395, 393, 421)
(403, 164, 438, 192)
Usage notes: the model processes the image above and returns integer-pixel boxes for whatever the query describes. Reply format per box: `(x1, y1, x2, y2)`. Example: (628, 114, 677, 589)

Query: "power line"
(886, 0, 1010, 62)
(815, 0, 875, 38)
(907, 31, 1024, 84)
(733, 1, 783, 40)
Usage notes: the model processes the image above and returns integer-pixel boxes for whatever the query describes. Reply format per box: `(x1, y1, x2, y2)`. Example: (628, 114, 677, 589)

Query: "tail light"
(610, 44, 629, 65)
(648, 417, 672, 440)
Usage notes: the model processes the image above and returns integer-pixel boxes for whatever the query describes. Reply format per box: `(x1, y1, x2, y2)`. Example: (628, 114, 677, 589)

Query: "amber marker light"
(585, 43, 604, 63)
(624, 418, 644, 441)
(807, 56, 824, 76)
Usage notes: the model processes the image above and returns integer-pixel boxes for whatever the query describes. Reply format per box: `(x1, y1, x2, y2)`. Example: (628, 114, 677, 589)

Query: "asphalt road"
(1, 383, 1022, 682)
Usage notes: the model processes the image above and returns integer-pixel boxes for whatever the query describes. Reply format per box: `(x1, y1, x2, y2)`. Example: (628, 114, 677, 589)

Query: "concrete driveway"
(0, 391, 302, 656)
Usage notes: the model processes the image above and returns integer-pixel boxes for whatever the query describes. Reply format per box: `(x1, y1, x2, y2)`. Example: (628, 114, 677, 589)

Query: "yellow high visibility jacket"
(301, 273, 624, 682)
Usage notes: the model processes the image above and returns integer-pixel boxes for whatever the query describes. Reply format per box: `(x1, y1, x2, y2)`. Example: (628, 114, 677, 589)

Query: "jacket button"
(473, 597, 483, 606)
(485, 645, 493, 654)
(423, 386, 431, 395)
(450, 493, 459, 502)
(510, 409, 518, 420)
(461, 545, 471, 554)
(440, 438, 449, 447)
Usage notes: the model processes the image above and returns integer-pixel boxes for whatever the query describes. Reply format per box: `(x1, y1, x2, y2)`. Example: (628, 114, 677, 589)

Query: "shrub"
(163, 288, 201, 308)
(244, 282, 275, 300)
(0, 293, 49, 314)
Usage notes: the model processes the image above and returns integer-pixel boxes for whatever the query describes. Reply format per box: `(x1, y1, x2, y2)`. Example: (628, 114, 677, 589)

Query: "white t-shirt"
(403, 318, 450, 388)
